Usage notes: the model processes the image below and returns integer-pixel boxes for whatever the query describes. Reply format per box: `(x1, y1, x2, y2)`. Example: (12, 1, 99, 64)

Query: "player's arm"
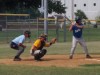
(69, 22, 75, 31)
(18, 43, 26, 48)
(18, 37, 26, 48)
(30, 45, 38, 54)
(31, 45, 38, 51)
(44, 43, 51, 47)
(44, 42, 53, 47)
(44, 38, 57, 47)
(69, 23, 74, 31)
(31, 40, 40, 51)
(76, 24, 84, 28)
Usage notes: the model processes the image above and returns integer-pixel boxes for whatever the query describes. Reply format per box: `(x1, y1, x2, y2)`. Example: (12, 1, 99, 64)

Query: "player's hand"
(24, 45, 26, 48)
(71, 22, 74, 26)
(50, 38, 57, 44)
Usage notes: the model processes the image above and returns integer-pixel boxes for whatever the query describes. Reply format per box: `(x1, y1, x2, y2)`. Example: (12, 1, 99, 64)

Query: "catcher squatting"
(30, 34, 56, 61)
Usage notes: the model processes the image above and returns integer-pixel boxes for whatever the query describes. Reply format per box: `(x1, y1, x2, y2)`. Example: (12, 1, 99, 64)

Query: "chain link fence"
(0, 14, 100, 43)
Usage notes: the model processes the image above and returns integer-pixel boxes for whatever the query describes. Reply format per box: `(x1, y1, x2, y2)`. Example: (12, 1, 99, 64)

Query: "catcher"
(30, 34, 56, 61)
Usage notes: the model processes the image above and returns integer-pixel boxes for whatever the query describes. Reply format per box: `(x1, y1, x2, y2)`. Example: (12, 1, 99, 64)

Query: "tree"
(96, 15, 100, 25)
(0, 0, 41, 9)
(48, 0, 66, 14)
(75, 10, 88, 19)
(0, 0, 66, 15)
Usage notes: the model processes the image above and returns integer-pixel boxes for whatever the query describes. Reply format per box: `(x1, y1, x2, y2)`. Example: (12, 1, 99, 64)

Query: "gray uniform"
(69, 23, 91, 59)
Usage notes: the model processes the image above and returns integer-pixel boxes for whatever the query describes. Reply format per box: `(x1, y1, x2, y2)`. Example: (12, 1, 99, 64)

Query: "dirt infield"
(0, 54, 100, 67)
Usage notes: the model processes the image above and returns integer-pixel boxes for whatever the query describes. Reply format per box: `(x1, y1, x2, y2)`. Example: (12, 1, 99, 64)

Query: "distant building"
(60, 0, 100, 20)
(39, 0, 100, 20)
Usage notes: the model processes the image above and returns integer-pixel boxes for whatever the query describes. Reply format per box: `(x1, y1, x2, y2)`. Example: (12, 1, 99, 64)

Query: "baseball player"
(30, 34, 56, 61)
(10, 30, 31, 61)
(69, 17, 91, 59)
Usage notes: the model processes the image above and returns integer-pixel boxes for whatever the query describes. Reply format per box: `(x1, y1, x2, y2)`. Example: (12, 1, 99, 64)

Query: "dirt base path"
(0, 54, 100, 67)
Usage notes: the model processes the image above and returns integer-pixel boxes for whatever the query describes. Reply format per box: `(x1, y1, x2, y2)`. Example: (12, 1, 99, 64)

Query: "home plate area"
(0, 54, 100, 67)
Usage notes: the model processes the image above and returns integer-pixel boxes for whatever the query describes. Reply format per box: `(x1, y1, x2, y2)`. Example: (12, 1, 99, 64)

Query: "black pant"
(10, 42, 19, 50)
(34, 49, 47, 60)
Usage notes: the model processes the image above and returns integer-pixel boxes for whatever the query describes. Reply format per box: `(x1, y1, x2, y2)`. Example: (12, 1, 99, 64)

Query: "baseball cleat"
(86, 55, 92, 58)
(69, 55, 73, 59)
(13, 57, 21, 61)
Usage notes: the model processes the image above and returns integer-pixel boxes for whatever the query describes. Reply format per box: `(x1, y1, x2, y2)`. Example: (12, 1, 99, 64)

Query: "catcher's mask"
(24, 30, 31, 38)
(39, 34, 47, 41)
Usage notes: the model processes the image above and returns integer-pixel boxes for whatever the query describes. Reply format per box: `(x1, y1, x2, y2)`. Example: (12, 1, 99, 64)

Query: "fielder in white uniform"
(69, 18, 91, 59)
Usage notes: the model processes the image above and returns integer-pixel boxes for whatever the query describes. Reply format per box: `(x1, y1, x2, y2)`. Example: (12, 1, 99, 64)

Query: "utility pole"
(72, 0, 74, 20)
(44, 0, 48, 35)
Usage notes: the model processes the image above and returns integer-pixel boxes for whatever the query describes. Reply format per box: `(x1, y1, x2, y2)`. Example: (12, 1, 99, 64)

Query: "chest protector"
(38, 41, 45, 50)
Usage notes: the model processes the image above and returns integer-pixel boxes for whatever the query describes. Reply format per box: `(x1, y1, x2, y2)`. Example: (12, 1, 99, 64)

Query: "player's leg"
(69, 36, 78, 59)
(31, 49, 47, 61)
(14, 46, 25, 61)
(39, 49, 47, 58)
(79, 38, 91, 58)
(35, 49, 47, 60)
(10, 42, 22, 61)
(10, 42, 19, 50)
(30, 50, 41, 60)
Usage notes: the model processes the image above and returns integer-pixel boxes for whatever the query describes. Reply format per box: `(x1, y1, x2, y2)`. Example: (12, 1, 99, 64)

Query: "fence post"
(0, 25, 2, 31)
(63, 18, 67, 42)
(37, 18, 39, 38)
(56, 18, 59, 42)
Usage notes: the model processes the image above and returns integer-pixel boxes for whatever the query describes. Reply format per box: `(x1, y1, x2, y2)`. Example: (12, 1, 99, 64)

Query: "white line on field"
(85, 59, 100, 62)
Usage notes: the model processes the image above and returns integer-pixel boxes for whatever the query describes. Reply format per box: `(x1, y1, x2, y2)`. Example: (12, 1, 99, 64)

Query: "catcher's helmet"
(24, 30, 31, 38)
(39, 34, 47, 41)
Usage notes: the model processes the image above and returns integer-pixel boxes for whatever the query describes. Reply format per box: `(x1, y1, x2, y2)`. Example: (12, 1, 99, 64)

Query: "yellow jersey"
(31, 39, 50, 50)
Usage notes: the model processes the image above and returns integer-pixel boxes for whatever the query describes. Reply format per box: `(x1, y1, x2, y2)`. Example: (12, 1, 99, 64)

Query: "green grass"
(0, 41, 100, 59)
(83, 28, 100, 41)
(0, 28, 100, 75)
(0, 27, 100, 43)
(0, 64, 100, 75)
(81, 64, 100, 67)
(0, 41, 100, 75)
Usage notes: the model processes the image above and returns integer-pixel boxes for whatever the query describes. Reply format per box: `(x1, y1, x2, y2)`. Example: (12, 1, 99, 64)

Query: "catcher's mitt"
(50, 38, 57, 44)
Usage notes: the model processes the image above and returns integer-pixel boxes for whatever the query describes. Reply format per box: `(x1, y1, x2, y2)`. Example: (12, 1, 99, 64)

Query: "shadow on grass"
(80, 64, 100, 67)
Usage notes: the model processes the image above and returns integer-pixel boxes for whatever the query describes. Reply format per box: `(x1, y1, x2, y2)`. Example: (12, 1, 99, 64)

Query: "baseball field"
(0, 41, 100, 75)
(0, 27, 100, 75)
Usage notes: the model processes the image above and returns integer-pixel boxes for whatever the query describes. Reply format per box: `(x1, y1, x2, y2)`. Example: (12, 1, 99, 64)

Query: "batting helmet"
(75, 17, 82, 24)
(24, 30, 31, 38)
